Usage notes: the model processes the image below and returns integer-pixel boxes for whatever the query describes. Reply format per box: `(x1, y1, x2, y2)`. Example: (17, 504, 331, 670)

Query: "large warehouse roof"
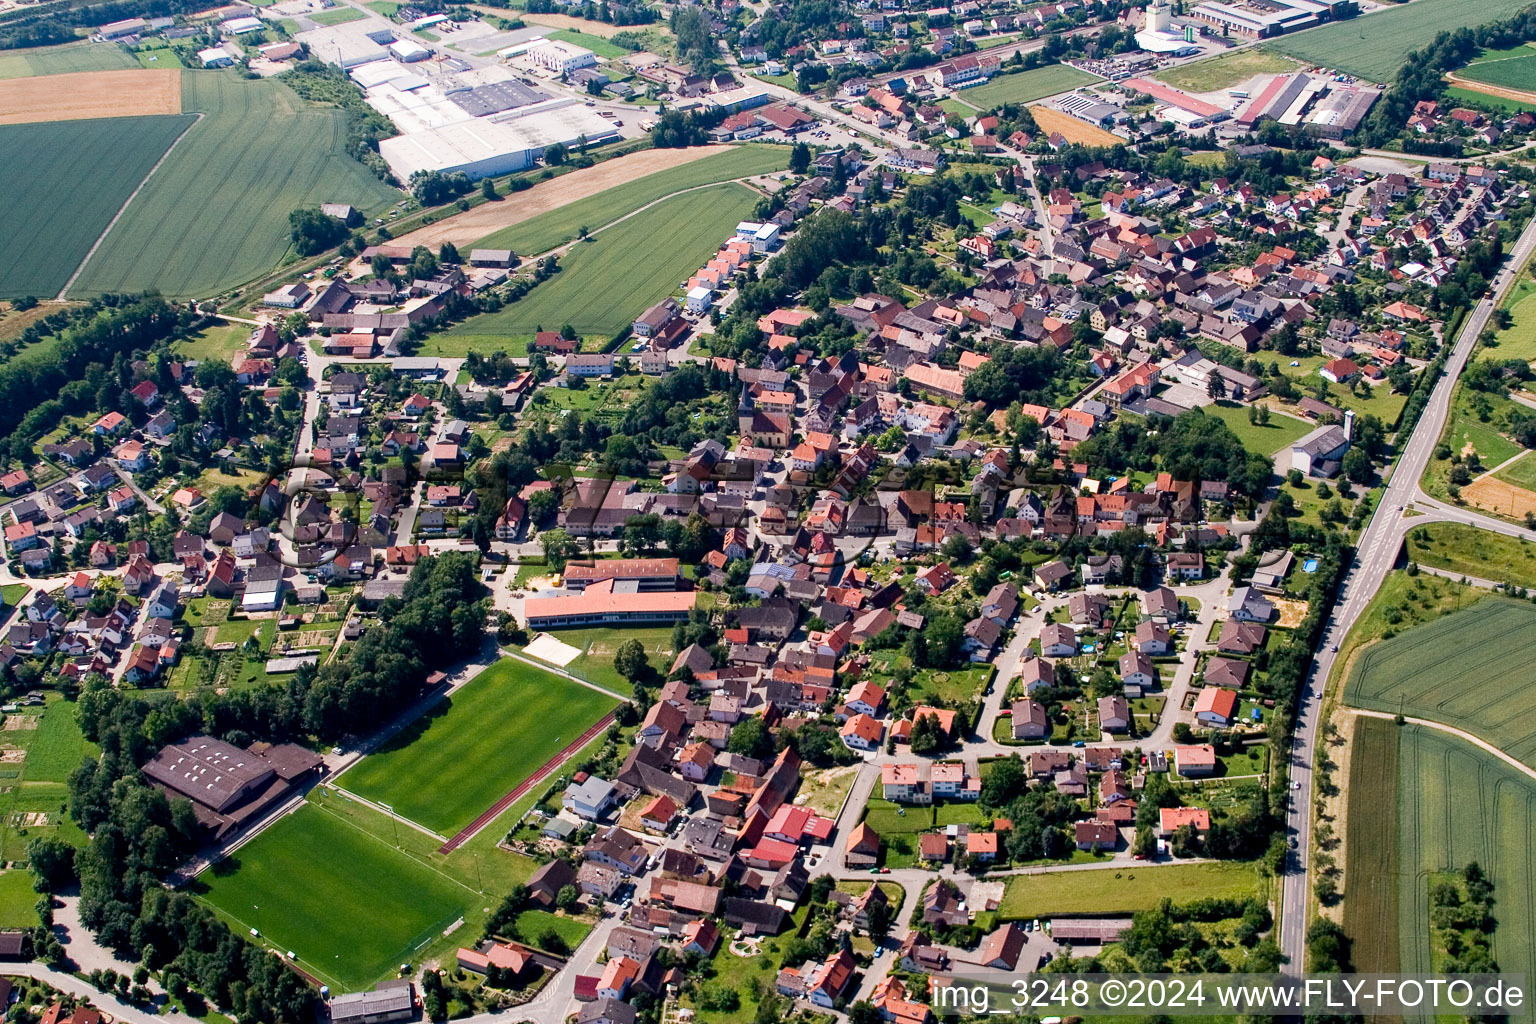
(377, 105, 620, 179)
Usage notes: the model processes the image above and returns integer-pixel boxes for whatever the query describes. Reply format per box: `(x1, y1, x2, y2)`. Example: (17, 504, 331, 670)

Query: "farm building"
(377, 104, 620, 180)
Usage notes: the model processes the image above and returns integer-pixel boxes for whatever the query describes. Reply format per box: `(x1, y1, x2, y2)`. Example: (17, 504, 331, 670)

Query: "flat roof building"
(330, 981, 415, 1024)
(525, 578, 696, 628)
(377, 104, 620, 180)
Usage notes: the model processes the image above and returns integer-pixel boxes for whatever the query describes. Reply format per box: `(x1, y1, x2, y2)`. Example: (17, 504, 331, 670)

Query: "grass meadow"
(338, 657, 618, 834)
(69, 72, 399, 299)
(1345, 716, 1536, 989)
(542, 28, 630, 59)
(1202, 401, 1314, 457)
(998, 862, 1260, 919)
(1262, 0, 1536, 82)
(1407, 522, 1536, 589)
(436, 182, 756, 352)
(1343, 599, 1536, 768)
(1458, 44, 1536, 92)
(954, 64, 1101, 112)
(472, 144, 788, 255)
(0, 115, 194, 299)
(1153, 49, 1298, 93)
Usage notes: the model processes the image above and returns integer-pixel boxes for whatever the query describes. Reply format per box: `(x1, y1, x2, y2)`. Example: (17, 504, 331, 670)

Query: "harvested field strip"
(1446, 73, 1536, 108)
(1460, 473, 1536, 521)
(1343, 599, 1536, 769)
(0, 115, 194, 300)
(1028, 104, 1120, 146)
(69, 71, 400, 300)
(472, 144, 789, 255)
(1341, 714, 1400, 972)
(0, 68, 180, 126)
(0, 42, 139, 79)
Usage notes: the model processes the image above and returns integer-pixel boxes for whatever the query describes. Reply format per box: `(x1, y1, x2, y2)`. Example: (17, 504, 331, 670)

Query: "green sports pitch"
(337, 657, 618, 835)
(195, 801, 472, 991)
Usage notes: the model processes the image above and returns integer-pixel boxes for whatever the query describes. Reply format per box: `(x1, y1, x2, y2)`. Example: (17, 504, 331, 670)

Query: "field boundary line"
(305, 794, 488, 899)
(57, 110, 202, 300)
(321, 783, 449, 842)
(438, 708, 616, 853)
(1351, 708, 1536, 783)
(519, 179, 762, 263)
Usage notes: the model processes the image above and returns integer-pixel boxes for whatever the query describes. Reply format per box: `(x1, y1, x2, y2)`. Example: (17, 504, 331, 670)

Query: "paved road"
(1276, 210, 1536, 973)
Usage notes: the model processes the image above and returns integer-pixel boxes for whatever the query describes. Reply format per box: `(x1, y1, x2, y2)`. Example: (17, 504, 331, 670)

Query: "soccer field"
(473, 144, 789, 256)
(956, 64, 1102, 112)
(1343, 599, 1536, 768)
(68, 71, 399, 299)
(1261, 0, 1536, 83)
(1345, 717, 1536, 989)
(339, 657, 618, 834)
(439, 182, 757, 352)
(196, 802, 472, 990)
(0, 115, 193, 299)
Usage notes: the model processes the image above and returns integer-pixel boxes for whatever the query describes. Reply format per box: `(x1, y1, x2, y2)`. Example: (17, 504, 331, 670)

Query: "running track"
(438, 710, 617, 853)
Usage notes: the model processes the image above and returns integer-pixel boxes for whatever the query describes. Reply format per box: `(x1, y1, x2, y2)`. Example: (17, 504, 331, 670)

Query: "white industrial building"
(297, 21, 397, 68)
(528, 39, 598, 74)
(378, 103, 620, 180)
(389, 38, 431, 62)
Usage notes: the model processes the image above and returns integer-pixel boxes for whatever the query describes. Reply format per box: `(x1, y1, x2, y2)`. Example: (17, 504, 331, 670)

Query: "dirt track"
(1446, 72, 1536, 106)
(389, 145, 734, 251)
(0, 68, 180, 125)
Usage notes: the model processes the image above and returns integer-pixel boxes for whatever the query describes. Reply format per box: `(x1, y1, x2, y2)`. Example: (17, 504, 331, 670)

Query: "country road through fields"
(1276, 211, 1536, 973)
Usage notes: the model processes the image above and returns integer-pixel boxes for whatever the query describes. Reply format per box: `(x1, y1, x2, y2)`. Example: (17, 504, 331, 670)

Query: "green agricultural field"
(1261, 0, 1536, 83)
(440, 182, 756, 352)
(1343, 598, 1536, 768)
(1458, 44, 1536, 92)
(957, 64, 1102, 112)
(24, 699, 96, 783)
(1345, 717, 1536, 990)
(1203, 402, 1314, 457)
(0, 42, 139, 79)
(309, 6, 366, 24)
(69, 72, 399, 300)
(339, 657, 617, 834)
(542, 28, 629, 59)
(0, 115, 194, 299)
(998, 862, 1260, 919)
(473, 145, 789, 256)
(196, 802, 472, 990)
(1154, 49, 1299, 93)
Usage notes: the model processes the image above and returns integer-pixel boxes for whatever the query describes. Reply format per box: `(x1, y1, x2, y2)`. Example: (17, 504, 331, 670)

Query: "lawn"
(310, 6, 366, 24)
(1343, 598, 1536, 768)
(175, 322, 250, 363)
(69, 72, 400, 300)
(0, 42, 139, 79)
(1203, 401, 1313, 457)
(1153, 49, 1298, 93)
(534, 625, 674, 694)
(195, 801, 473, 990)
(796, 764, 860, 817)
(998, 862, 1260, 919)
(24, 698, 96, 783)
(471, 144, 788, 256)
(1345, 717, 1536, 990)
(437, 182, 756, 352)
(338, 657, 618, 834)
(1407, 522, 1536, 588)
(1495, 449, 1536, 491)
(0, 869, 37, 928)
(957, 64, 1101, 112)
(135, 44, 186, 69)
(0, 115, 194, 299)
(512, 908, 591, 948)
(542, 28, 629, 59)
(1260, 0, 1536, 83)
